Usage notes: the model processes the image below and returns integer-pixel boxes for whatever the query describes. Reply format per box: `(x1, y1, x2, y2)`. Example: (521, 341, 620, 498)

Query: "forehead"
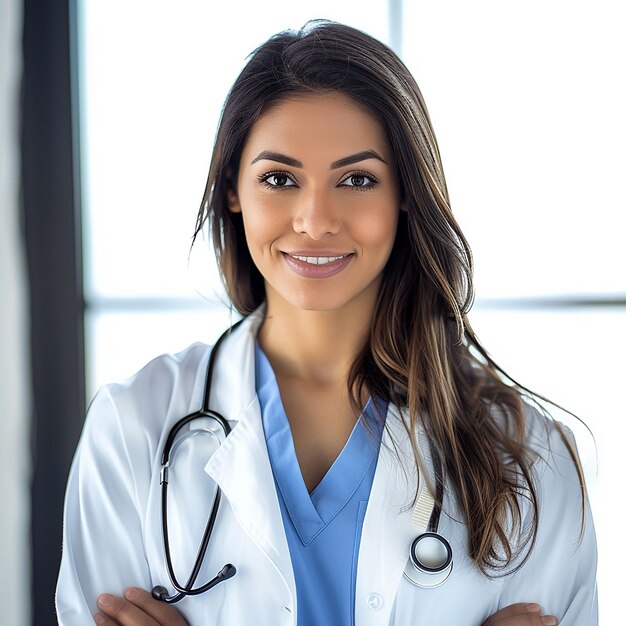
(242, 91, 391, 161)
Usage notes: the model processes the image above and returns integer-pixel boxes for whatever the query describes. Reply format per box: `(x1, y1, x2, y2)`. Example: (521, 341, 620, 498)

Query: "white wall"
(0, 0, 30, 623)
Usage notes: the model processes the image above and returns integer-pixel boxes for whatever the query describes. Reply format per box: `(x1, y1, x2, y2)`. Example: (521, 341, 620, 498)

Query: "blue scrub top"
(255, 340, 388, 626)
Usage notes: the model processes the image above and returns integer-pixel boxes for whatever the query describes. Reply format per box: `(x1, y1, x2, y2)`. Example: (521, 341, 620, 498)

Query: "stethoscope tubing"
(154, 318, 244, 603)
(161, 411, 230, 602)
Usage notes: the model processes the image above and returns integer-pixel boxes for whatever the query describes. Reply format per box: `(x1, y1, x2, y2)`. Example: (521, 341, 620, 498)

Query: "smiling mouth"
(288, 253, 352, 265)
(281, 251, 355, 278)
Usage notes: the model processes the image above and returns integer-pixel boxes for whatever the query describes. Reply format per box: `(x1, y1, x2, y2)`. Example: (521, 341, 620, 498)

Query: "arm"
(89, 595, 559, 626)
(55, 386, 154, 625)
(497, 419, 598, 625)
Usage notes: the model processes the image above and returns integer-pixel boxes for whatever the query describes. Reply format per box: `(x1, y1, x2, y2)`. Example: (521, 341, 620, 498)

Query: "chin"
(265, 275, 380, 314)
(266, 284, 343, 312)
(285, 296, 350, 313)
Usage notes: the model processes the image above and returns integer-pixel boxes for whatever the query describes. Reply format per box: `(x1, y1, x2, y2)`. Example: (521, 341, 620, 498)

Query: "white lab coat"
(56, 306, 598, 625)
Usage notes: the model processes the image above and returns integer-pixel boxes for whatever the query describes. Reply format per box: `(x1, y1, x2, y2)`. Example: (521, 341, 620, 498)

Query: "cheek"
(357, 207, 399, 255)
(240, 205, 283, 250)
(236, 183, 276, 244)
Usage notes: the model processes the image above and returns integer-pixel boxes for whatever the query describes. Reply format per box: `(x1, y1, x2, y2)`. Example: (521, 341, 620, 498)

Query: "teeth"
(291, 254, 349, 265)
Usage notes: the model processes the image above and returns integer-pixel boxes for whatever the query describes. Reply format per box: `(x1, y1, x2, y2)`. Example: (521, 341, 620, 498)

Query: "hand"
(483, 603, 558, 625)
(93, 587, 189, 625)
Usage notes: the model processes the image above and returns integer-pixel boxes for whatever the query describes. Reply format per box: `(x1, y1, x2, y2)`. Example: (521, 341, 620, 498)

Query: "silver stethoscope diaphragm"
(403, 531, 453, 588)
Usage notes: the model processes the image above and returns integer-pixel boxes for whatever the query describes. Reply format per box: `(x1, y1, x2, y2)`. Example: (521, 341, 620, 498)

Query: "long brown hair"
(193, 19, 586, 576)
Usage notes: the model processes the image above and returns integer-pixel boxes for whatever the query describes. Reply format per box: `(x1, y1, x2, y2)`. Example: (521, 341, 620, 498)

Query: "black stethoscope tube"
(427, 443, 444, 533)
(152, 318, 245, 603)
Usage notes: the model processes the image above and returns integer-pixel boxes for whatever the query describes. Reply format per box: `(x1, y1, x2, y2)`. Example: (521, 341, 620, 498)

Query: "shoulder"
(103, 342, 212, 409)
(520, 400, 582, 480)
(493, 398, 581, 473)
(81, 342, 214, 458)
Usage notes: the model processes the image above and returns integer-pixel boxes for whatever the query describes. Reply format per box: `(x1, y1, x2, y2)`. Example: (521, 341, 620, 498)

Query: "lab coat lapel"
(202, 305, 297, 602)
(355, 405, 420, 626)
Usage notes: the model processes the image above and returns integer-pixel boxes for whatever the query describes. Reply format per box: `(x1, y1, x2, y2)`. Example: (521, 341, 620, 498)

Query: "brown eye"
(257, 171, 296, 190)
(341, 171, 378, 191)
(267, 173, 289, 186)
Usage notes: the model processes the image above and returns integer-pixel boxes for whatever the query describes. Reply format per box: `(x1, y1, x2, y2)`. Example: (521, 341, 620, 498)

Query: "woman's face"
(228, 91, 401, 314)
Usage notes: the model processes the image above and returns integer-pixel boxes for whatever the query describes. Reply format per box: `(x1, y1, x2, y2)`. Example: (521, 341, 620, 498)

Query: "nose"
(292, 187, 341, 240)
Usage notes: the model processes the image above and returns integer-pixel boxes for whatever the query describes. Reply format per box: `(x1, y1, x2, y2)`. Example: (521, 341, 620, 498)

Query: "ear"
(227, 189, 242, 213)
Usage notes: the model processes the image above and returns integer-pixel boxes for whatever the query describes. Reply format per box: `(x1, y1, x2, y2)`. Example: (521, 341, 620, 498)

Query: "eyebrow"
(250, 149, 386, 169)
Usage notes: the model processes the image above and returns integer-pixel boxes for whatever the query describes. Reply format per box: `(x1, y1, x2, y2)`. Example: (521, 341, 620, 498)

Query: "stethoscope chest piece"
(403, 531, 453, 588)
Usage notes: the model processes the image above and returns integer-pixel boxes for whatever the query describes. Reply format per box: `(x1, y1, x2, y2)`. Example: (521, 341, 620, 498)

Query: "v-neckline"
(255, 340, 386, 545)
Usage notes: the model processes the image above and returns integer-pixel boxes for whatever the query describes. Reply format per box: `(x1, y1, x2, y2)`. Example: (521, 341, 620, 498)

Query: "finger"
(93, 613, 120, 625)
(494, 617, 557, 626)
(96, 593, 160, 626)
(483, 602, 558, 626)
(483, 604, 538, 624)
(124, 587, 189, 625)
(483, 603, 558, 626)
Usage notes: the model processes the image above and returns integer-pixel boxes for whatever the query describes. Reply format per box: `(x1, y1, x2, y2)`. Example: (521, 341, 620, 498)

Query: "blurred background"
(1, 0, 623, 623)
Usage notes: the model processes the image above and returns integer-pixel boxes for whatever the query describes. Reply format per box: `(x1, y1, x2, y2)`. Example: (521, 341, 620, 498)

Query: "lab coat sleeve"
(55, 385, 153, 625)
(496, 419, 598, 625)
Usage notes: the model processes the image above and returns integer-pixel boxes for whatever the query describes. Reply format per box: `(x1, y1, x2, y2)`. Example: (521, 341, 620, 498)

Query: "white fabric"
(56, 306, 598, 625)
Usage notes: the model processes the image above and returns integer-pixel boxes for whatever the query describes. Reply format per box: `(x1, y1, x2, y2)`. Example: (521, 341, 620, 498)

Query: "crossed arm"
(92, 588, 558, 626)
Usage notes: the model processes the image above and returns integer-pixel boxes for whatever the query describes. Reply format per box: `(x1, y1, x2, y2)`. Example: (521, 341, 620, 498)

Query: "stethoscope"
(151, 318, 244, 603)
(151, 318, 452, 603)
(403, 433, 453, 588)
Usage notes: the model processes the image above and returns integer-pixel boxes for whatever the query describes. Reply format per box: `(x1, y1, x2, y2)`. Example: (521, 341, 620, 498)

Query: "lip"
(282, 251, 354, 279)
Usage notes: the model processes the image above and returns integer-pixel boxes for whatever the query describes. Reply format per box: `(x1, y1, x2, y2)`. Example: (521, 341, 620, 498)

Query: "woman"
(56, 20, 597, 626)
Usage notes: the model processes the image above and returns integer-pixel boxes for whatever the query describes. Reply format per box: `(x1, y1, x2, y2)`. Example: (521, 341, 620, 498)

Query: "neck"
(257, 285, 378, 388)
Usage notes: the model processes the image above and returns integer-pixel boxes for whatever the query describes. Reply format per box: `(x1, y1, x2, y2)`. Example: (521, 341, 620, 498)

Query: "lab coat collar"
(203, 304, 298, 598)
(203, 303, 420, 622)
